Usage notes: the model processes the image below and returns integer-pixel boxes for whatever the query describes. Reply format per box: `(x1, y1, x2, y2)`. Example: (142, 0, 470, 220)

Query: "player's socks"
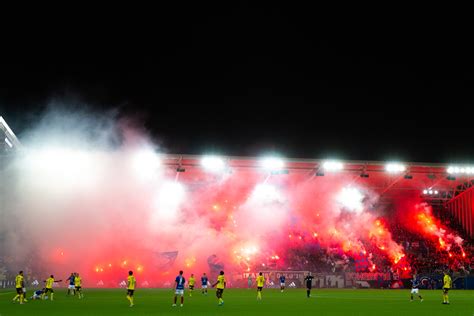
(13, 294, 19, 301)
(130, 297, 134, 306)
(307, 290, 310, 297)
(20, 294, 24, 304)
(51, 293, 54, 301)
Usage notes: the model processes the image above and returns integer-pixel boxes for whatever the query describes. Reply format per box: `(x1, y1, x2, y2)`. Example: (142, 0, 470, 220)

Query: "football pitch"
(1, 288, 474, 316)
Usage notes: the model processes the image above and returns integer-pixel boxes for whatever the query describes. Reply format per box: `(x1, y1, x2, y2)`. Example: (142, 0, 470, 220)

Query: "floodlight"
(323, 160, 344, 171)
(260, 157, 284, 171)
(386, 163, 406, 173)
(201, 155, 225, 172)
(4, 137, 12, 148)
(447, 165, 474, 175)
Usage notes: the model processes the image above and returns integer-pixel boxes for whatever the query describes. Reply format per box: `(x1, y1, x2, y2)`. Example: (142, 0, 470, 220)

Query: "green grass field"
(1, 288, 474, 316)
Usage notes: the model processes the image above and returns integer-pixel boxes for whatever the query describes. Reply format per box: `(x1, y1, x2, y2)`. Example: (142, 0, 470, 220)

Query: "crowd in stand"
(278, 209, 473, 276)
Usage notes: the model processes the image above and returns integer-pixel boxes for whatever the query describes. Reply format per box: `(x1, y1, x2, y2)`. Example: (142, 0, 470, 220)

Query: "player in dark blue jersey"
(410, 275, 423, 302)
(279, 275, 286, 292)
(201, 273, 209, 295)
(66, 272, 76, 295)
(173, 271, 186, 307)
(31, 288, 46, 300)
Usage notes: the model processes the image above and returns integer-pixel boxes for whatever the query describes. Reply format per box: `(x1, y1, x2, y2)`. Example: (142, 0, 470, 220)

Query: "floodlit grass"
(1, 288, 474, 316)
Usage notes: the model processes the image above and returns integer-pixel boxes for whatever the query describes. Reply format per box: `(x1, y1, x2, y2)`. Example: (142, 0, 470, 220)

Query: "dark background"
(0, 5, 472, 163)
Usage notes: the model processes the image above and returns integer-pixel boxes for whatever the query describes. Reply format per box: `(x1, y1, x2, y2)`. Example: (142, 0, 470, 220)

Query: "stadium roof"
(1, 114, 472, 205)
(0, 116, 21, 152)
(159, 155, 474, 205)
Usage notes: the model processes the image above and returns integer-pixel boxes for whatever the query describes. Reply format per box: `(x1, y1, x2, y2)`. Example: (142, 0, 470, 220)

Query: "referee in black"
(304, 272, 314, 298)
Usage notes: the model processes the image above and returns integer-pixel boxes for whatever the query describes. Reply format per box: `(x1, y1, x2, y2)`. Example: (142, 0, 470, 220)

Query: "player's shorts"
(410, 288, 419, 294)
(16, 287, 23, 294)
(44, 288, 54, 294)
(280, 283, 285, 287)
(127, 289, 134, 296)
(216, 288, 224, 297)
(202, 284, 208, 289)
(257, 286, 263, 291)
(189, 285, 194, 290)
(306, 285, 312, 290)
(175, 289, 184, 296)
(443, 287, 449, 294)
(75, 286, 82, 291)
(68, 284, 75, 289)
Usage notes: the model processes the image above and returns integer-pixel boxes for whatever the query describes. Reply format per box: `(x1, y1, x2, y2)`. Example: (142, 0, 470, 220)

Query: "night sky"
(0, 6, 472, 163)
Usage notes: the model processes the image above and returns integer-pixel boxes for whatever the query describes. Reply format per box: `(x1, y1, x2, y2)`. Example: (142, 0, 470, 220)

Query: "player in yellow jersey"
(212, 270, 226, 306)
(188, 274, 196, 297)
(126, 270, 136, 307)
(74, 273, 83, 299)
(41, 275, 62, 301)
(256, 272, 265, 300)
(442, 270, 452, 304)
(12, 271, 26, 304)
